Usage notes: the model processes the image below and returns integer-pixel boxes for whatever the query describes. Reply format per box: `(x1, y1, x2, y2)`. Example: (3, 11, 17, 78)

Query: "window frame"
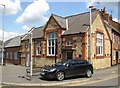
(47, 32, 57, 56)
(14, 52, 18, 60)
(36, 42, 41, 55)
(112, 32, 115, 43)
(25, 41, 28, 49)
(10, 52, 12, 60)
(6, 52, 8, 59)
(119, 36, 120, 45)
(96, 32, 104, 56)
(66, 41, 72, 46)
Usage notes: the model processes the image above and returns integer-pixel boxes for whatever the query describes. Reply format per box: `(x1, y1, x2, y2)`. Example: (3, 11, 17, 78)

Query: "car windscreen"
(55, 60, 71, 66)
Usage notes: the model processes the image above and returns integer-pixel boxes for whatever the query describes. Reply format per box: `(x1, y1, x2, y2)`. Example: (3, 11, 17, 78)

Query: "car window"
(70, 60, 79, 66)
(55, 60, 71, 66)
(78, 60, 88, 64)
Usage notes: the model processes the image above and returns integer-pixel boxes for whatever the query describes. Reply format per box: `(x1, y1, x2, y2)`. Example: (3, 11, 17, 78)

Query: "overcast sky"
(0, 0, 119, 41)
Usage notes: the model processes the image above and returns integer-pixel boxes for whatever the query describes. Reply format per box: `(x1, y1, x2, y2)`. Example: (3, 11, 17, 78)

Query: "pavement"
(0, 64, 120, 86)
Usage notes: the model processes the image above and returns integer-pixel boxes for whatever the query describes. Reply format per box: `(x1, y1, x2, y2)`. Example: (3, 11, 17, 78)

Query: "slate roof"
(51, 10, 99, 35)
(52, 14, 66, 28)
(5, 35, 23, 48)
(23, 25, 45, 40)
(104, 20, 120, 34)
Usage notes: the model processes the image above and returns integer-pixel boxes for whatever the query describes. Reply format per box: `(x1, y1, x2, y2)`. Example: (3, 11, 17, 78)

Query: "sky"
(0, 0, 119, 41)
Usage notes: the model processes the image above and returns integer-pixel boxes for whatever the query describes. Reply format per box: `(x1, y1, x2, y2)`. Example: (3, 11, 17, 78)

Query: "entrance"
(66, 51, 73, 59)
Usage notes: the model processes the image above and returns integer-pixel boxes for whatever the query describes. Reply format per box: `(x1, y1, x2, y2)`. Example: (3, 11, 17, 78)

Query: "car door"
(77, 60, 88, 75)
(64, 60, 78, 77)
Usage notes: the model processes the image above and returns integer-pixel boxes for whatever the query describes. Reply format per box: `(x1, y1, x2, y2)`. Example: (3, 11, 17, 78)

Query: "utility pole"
(1, 4, 5, 66)
(89, 6, 93, 64)
(29, 32, 33, 80)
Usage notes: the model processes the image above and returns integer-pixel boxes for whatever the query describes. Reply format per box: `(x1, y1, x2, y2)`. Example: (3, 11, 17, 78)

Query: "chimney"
(109, 14, 112, 21)
(101, 7, 109, 22)
(103, 7, 106, 13)
(66, 18, 69, 30)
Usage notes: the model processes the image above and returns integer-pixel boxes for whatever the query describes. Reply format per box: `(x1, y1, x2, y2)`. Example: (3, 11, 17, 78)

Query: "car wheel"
(86, 69, 92, 78)
(56, 71, 64, 81)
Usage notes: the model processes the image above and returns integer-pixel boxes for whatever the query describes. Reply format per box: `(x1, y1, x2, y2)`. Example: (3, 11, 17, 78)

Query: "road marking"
(66, 74, 120, 86)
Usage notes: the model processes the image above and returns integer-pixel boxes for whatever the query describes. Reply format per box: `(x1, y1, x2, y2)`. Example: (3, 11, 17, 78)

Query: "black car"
(40, 59, 93, 81)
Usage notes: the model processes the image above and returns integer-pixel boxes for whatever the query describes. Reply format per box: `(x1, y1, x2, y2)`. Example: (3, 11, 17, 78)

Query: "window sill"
(66, 45, 72, 46)
(96, 55, 104, 59)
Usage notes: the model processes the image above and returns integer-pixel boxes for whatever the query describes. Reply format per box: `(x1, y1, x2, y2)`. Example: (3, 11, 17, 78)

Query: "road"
(1, 64, 120, 88)
(2, 75, 119, 88)
(65, 74, 120, 86)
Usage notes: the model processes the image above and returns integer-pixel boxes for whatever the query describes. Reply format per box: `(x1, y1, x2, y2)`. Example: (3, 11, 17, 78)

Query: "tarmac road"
(1, 64, 120, 87)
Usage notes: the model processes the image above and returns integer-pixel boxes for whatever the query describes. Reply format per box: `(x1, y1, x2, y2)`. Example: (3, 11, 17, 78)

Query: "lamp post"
(29, 32, 33, 80)
(1, 4, 5, 66)
(89, 6, 93, 64)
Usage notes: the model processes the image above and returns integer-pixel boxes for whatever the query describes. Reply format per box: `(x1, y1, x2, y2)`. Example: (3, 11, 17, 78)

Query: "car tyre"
(56, 71, 64, 81)
(86, 69, 92, 78)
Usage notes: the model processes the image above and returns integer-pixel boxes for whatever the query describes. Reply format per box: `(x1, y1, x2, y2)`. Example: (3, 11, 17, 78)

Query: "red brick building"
(103, 8, 120, 65)
(5, 8, 119, 69)
(20, 8, 120, 69)
(4, 36, 23, 65)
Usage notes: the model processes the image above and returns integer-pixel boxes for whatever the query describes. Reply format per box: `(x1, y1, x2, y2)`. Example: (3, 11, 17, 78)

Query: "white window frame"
(66, 41, 72, 46)
(14, 52, 17, 60)
(113, 32, 115, 43)
(118, 51, 120, 59)
(36, 42, 41, 55)
(25, 41, 28, 49)
(47, 32, 57, 56)
(96, 32, 103, 56)
(10, 52, 12, 59)
(113, 50, 116, 60)
(6, 52, 8, 59)
(119, 36, 120, 45)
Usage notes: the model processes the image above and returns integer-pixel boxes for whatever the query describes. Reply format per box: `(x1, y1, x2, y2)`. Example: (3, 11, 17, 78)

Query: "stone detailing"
(75, 37, 82, 58)
(93, 58, 111, 69)
(34, 58, 55, 67)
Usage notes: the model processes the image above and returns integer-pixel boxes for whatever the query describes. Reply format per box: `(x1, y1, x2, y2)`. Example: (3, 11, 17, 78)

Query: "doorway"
(66, 51, 73, 59)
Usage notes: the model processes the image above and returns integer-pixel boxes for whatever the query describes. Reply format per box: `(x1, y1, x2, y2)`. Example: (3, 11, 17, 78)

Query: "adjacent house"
(4, 36, 23, 65)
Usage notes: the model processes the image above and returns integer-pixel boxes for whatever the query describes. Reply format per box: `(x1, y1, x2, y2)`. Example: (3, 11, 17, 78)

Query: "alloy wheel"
(57, 71, 64, 81)
(86, 69, 92, 78)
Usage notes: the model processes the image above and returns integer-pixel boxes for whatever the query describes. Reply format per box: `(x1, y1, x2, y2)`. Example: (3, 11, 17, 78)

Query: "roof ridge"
(52, 13, 65, 19)
(65, 10, 99, 18)
(34, 25, 45, 29)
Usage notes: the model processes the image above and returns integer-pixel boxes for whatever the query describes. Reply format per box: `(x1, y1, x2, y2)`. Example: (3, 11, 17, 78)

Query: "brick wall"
(5, 46, 22, 65)
(85, 13, 111, 69)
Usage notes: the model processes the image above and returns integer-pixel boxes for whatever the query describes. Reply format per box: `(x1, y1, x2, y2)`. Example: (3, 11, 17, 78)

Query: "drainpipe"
(55, 40, 58, 64)
(110, 40, 112, 66)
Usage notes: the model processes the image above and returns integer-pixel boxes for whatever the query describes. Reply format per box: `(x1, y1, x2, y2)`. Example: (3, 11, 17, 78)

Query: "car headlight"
(49, 68, 56, 72)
